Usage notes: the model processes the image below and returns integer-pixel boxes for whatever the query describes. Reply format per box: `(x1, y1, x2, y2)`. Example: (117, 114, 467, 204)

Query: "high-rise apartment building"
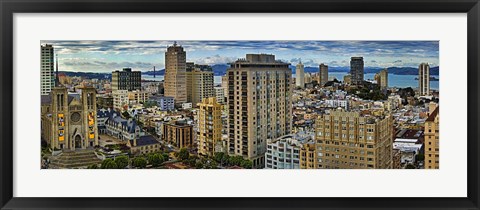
(164, 42, 187, 104)
(375, 68, 388, 90)
(197, 97, 222, 156)
(186, 62, 214, 106)
(295, 60, 305, 88)
(221, 75, 229, 97)
(424, 106, 439, 169)
(418, 63, 430, 96)
(350, 57, 364, 85)
(111, 68, 141, 91)
(214, 87, 225, 104)
(227, 54, 292, 168)
(319, 63, 329, 86)
(315, 109, 393, 169)
(41, 44, 55, 95)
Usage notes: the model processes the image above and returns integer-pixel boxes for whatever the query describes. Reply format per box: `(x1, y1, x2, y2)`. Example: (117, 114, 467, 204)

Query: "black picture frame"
(1, 0, 479, 209)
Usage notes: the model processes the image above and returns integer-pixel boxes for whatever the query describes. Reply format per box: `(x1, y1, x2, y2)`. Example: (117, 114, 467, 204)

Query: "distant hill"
(63, 65, 439, 79)
(295, 66, 439, 76)
(59, 71, 112, 80)
(141, 64, 227, 76)
(141, 65, 439, 76)
(143, 69, 165, 76)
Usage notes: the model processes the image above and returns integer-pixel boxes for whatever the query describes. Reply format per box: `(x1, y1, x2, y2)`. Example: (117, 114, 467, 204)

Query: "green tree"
(87, 164, 98, 169)
(132, 157, 147, 169)
(216, 152, 229, 167)
(100, 159, 118, 169)
(240, 160, 253, 169)
(406, 164, 416, 169)
(147, 153, 164, 167)
(184, 156, 198, 167)
(177, 148, 190, 161)
(195, 161, 204, 169)
(115, 155, 129, 169)
(214, 152, 225, 163)
(204, 160, 218, 169)
(162, 153, 169, 161)
(144, 100, 157, 108)
(416, 154, 425, 162)
(228, 156, 243, 166)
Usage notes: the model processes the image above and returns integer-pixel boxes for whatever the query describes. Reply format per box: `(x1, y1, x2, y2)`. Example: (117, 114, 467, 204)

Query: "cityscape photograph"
(40, 41, 439, 169)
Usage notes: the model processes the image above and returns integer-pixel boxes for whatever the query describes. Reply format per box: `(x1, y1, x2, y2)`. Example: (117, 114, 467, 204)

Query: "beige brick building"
(300, 143, 317, 169)
(375, 68, 388, 90)
(315, 109, 393, 169)
(424, 106, 439, 169)
(164, 42, 187, 104)
(163, 120, 193, 148)
(128, 90, 149, 104)
(197, 97, 222, 156)
(186, 62, 214, 106)
(227, 54, 292, 168)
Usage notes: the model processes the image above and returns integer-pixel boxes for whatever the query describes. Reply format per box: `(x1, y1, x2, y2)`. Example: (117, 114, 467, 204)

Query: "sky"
(41, 41, 439, 73)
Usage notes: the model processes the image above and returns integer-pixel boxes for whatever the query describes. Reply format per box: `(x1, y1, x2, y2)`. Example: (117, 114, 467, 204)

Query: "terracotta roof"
(426, 106, 439, 122)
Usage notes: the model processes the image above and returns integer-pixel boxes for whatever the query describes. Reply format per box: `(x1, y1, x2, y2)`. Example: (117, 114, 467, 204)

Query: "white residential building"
(113, 90, 128, 111)
(214, 87, 225, 104)
(295, 60, 305, 88)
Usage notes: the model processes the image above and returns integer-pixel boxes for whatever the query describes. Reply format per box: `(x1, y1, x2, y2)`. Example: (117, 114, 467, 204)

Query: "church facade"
(41, 86, 99, 150)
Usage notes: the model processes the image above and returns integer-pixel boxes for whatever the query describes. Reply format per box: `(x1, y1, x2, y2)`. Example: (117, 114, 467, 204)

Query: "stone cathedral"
(41, 86, 98, 150)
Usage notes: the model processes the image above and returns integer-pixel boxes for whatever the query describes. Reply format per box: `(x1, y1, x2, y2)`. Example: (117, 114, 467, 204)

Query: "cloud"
(41, 40, 440, 71)
(193, 55, 236, 65)
(60, 60, 161, 72)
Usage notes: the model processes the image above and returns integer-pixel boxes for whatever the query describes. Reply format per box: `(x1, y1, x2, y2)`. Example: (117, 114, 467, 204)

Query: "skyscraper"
(197, 97, 222, 156)
(227, 54, 292, 168)
(424, 106, 439, 169)
(41, 44, 55, 95)
(418, 63, 430, 96)
(375, 68, 388, 90)
(315, 109, 393, 169)
(319, 63, 329, 86)
(186, 62, 214, 106)
(111, 68, 141, 91)
(221, 75, 229, 97)
(295, 60, 305, 88)
(350, 57, 364, 85)
(164, 42, 187, 104)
